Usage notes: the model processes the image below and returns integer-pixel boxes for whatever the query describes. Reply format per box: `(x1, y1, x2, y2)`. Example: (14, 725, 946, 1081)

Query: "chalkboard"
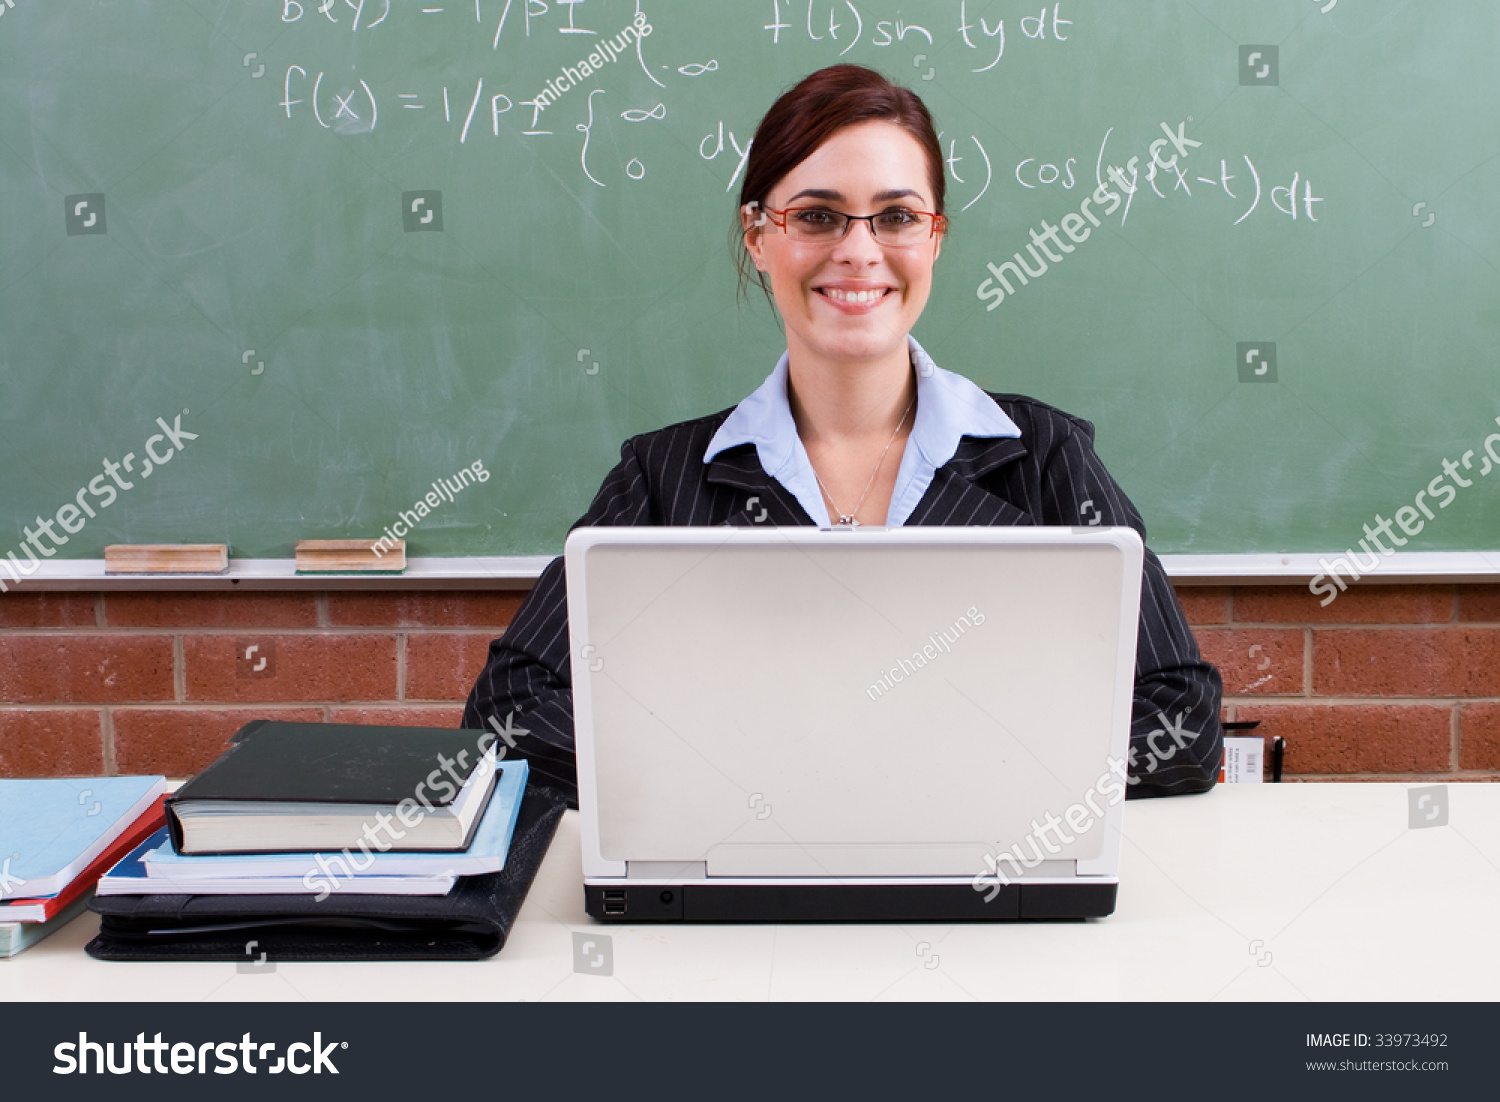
(1, 0, 1497, 560)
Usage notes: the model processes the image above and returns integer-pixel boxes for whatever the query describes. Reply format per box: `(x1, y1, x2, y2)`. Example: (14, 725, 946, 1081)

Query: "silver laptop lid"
(566, 527, 1142, 881)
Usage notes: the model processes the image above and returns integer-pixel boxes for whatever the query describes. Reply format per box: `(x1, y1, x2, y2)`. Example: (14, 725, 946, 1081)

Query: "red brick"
(0, 709, 104, 777)
(327, 591, 526, 628)
(105, 592, 317, 629)
(329, 706, 468, 728)
(1458, 585, 1500, 623)
(0, 593, 97, 628)
(1459, 703, 1500, 770)
(1313, 628, 1500, 697)
(114, 708, 324, 778)
(406, 634, 493, 701)
(183, 634, 397, 702)
(1195, 628, 1305, 696)
(0, 636, 174, 704)
(1233, 704, 1451, 774)
(1235, 584, 1452, 625)
(1172, 586, 1228, 625)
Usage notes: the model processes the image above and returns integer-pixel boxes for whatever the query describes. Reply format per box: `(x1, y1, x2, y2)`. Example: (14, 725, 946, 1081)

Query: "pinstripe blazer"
(464, 393, 1224, 805)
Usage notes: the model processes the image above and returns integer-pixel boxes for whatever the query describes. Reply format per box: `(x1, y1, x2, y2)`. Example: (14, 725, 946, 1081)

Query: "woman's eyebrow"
(783, 187, 926, 204)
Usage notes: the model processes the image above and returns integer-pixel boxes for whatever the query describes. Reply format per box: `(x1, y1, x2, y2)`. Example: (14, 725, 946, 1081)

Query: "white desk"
(4, 784, 1497, 1002)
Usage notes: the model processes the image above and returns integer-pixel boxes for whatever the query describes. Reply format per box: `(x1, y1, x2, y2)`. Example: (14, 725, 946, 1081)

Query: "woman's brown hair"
(733, 64, 946, 306)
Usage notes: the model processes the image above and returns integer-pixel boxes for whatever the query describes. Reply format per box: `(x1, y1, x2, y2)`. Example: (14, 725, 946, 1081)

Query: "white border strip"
(3, 551, 1498, 590)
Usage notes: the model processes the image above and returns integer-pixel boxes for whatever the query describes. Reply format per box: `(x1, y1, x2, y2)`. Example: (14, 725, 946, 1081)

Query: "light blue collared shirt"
(703, 336, 1022, 526)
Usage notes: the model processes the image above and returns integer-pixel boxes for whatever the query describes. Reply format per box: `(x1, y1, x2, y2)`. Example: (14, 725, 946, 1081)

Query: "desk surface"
(3, 784, 1497, 1002)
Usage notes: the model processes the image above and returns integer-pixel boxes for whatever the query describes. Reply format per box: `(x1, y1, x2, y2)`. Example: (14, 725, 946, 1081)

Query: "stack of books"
(88, 720, 565, 961)
(0, 776, 169, 958)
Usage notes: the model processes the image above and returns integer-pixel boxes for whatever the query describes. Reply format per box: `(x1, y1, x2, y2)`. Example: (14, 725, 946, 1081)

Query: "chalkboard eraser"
(104, 544, 230, 574)
(294, 539, 406, 573)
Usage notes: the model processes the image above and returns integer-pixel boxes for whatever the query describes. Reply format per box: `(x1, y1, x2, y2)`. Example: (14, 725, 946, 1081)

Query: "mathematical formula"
(273, 0, 1324, 224)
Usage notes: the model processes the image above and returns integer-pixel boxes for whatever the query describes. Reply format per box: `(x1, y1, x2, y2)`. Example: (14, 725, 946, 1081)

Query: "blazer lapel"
(906, 436, 1035, 527)
(706, 446, 817, 526)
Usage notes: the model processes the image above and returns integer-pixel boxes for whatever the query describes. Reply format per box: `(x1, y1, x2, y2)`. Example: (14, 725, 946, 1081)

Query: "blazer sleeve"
(1030, 414, 1225, 798)
(461, 439, 654, 807)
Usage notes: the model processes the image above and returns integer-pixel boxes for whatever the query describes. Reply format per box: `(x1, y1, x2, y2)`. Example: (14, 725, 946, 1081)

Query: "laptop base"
(584, 882, 1116, 923)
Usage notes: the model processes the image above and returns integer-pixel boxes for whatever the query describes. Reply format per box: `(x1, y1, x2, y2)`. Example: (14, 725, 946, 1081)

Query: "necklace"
(810, 394, 916, 527)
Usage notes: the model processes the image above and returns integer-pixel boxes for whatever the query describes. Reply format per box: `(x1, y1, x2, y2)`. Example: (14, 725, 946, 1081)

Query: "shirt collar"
(704, 335, 1020, 474)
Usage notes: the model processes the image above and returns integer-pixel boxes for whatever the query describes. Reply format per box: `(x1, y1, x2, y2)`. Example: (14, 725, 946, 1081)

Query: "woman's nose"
(830, 219, 884, 264)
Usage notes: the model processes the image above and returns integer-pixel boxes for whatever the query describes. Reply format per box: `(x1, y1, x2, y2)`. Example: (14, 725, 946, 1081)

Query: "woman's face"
(745, 121, 943, 369)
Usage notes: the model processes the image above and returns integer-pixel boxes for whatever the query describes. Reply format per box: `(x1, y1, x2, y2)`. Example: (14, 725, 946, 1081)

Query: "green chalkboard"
(1, 0, 1497, 559)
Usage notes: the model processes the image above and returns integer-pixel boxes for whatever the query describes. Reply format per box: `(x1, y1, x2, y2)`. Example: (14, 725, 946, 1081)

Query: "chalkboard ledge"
(1163, 551, 1500, 586)
(8, 556, 554, 591)
(5, 552, 1499, 591)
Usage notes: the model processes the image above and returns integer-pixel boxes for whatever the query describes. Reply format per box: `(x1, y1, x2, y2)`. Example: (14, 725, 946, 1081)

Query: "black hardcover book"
(165, 720, 499, 855)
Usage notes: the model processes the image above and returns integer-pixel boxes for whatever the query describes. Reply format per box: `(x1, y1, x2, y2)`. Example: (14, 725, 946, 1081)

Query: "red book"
(0, 795, 168, 924)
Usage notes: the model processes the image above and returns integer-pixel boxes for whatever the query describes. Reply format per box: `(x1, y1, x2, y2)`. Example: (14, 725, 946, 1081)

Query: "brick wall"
(1, 585, 1497, 782)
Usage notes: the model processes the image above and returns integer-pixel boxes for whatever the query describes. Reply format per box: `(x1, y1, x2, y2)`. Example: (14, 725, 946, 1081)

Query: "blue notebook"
(0, 893, 94, 958)
(99, 829, 459, 896)
(140, 759, 529, 880)
(0, 776, 169, 898)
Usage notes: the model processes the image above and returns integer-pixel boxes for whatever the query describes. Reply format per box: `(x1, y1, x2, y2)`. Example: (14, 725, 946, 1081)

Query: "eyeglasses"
(758, 204, 947, 246)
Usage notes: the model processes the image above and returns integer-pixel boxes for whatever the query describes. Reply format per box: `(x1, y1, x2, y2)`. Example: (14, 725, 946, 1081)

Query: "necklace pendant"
(836, 515, 860, 527)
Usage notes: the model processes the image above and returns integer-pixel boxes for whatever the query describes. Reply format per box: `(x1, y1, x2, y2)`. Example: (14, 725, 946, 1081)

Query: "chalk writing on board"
(1095, 122, 1325, 227)
(1015, 157, 1078, 190)
(621, 103, 666, 122)
(762, 0, 1075, 65)
(699, 121, 754, 192)
(282, 0, 633, 50)
(577, 87, 607, 187)
(271, 1, 1082, 196)
(939, 134, 993, 212)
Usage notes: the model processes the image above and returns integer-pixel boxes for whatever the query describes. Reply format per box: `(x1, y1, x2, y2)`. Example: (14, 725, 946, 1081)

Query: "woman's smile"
(814, 281, 898, 313)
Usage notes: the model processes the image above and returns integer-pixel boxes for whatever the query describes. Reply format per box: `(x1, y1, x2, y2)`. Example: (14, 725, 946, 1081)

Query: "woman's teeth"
(824, 288, 885, 304)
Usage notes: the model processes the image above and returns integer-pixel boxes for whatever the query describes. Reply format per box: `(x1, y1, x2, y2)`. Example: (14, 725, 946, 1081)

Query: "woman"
(464, 65, 1223, 802)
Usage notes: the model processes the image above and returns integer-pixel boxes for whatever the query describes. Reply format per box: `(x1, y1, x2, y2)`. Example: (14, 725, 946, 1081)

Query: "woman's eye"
(876, 210, 920, 227)
(793, 209, 841, 226)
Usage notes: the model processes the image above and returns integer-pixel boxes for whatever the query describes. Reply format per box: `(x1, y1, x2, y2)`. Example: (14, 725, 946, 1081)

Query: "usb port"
(601, 891, 627, 915)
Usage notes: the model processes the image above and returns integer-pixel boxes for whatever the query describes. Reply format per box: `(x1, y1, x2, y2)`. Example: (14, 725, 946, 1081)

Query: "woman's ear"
(742, 202, 768, 270)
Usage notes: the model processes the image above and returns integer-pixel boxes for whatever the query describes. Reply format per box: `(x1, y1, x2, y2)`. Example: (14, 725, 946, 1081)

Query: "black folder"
(85, 786, 566, 962)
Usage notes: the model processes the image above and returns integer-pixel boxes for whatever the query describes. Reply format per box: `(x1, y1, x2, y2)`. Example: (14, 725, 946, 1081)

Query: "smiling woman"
(465, 64, 1224, 802)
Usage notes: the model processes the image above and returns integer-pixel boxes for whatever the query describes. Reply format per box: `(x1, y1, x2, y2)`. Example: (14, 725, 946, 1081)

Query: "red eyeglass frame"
(755, 203, 948, 243)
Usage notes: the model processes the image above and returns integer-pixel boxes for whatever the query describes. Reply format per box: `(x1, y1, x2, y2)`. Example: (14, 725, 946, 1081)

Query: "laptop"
(565, 525, 1143, 922)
